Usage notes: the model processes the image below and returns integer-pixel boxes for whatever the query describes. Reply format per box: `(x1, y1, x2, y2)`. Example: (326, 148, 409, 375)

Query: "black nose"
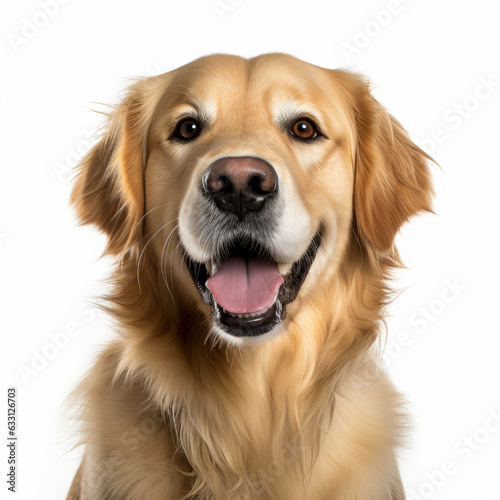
(202, 156, 278, 219)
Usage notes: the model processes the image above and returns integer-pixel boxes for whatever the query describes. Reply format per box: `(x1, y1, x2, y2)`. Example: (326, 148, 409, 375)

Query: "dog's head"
(72, 54, 432, 346)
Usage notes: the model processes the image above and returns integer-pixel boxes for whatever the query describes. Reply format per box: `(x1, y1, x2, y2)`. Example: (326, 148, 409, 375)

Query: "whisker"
(136, 219, 178, 293)
(134, 202, 181, 230)
(171, 240, 184, 289)
(160, 223, 180, 302)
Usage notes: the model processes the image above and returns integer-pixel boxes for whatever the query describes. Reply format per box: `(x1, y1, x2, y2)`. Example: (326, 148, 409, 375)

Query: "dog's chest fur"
(77, 337, 404, 500)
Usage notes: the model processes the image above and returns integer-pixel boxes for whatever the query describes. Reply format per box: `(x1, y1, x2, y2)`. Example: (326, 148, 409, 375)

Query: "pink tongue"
(206, 256, 284, 314)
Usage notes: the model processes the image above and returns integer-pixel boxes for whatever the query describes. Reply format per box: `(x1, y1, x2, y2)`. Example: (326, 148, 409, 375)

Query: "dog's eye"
(290, 118, 319, 141)
(172, 118, 201, 141)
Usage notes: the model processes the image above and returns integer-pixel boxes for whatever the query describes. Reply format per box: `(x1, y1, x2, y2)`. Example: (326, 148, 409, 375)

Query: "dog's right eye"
(172, 118, 201, 141)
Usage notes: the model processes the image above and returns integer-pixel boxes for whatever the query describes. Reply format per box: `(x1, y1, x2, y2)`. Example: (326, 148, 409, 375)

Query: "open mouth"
(185, 233, 321, 338)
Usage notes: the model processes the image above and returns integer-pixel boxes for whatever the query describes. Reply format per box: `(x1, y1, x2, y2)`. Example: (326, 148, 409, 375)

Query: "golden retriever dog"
(66, 53, 433, 499)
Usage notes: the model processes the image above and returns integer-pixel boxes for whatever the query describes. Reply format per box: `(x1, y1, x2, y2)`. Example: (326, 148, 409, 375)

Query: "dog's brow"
(174, 98, 217, 124)
(273, 99, 304, 117)
(273, 100, 323, 129)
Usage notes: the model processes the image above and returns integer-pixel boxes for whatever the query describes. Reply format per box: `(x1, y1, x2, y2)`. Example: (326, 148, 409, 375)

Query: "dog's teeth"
(224, 306, 273, 319)
(205, 262, 212, 275)
(278, 263, 292, 276)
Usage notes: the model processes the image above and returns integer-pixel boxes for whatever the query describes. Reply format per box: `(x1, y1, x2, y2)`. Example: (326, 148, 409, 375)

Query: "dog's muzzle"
(184, 156, 320, 339)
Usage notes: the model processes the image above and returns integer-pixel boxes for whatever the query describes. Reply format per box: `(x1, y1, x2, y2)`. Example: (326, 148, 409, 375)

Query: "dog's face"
(72, 54, 432, 346)
(146, 55, 356, 344)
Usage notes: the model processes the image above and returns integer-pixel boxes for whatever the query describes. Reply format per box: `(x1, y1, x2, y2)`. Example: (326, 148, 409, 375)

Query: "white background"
(1, 1, 500, 499)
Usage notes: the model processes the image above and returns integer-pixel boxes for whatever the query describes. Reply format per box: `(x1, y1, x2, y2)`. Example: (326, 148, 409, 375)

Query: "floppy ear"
(350, 80, 434, 253)
(71, 78, 163, 256)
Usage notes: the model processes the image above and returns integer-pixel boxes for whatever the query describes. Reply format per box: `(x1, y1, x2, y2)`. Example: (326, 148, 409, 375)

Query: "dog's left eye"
(172, 118, 201, 141)
(290, 118, 319, 141)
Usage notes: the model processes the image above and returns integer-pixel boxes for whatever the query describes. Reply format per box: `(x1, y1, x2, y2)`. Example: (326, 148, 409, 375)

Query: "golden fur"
(66, 53, 433, 499)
